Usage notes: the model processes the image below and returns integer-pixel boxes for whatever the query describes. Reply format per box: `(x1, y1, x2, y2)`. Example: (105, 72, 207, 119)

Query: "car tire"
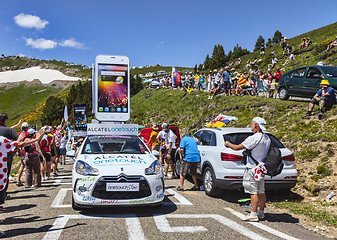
(279, 87, 289, 100)
(203, 167, 221, 197)
(175, 151, 181, 177)
(72, 195, 81, 211)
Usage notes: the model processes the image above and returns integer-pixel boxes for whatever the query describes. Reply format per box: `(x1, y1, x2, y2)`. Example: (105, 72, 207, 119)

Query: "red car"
(139, 125, 181, 149)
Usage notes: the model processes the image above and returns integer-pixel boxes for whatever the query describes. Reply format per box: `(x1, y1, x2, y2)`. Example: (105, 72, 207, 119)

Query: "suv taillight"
(221, 153, 243, 161)
(282, 154, 295, 161)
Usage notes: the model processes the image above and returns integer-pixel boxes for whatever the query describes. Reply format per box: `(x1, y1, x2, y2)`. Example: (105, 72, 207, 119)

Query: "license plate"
(106, 183, 139, 192)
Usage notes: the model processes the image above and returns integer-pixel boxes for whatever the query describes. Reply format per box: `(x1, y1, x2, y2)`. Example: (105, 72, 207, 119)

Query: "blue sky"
(1, 0, 336, 68)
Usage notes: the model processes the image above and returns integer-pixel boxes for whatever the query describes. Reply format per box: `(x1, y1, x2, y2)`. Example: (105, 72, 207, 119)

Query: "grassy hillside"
(0, 84, 65, 126)
(226, 22, 337, 74)
(131, 88, 337, 227)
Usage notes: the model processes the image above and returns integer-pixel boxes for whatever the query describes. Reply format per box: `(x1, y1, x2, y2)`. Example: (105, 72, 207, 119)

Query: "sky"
(1, 0, 337, 68)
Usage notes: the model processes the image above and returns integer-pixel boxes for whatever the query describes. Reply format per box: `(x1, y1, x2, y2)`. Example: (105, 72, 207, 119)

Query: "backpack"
(242, 134, 284, 177)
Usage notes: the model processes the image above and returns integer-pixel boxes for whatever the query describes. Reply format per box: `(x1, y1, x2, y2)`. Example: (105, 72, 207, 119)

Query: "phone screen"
(97, 63, 129, 114)
(73, 103, 88, 130)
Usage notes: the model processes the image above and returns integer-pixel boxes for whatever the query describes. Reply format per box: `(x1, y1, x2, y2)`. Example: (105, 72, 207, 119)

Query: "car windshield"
(321, 66, 337, 78)
(82, 135, 149, 154)
(223, 133, 285, 148)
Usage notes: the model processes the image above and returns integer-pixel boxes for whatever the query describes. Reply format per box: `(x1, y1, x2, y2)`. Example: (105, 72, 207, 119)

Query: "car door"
(194, 130, 217, 175)
(284, 68, 307, 96)
(305, 67, 323, 95)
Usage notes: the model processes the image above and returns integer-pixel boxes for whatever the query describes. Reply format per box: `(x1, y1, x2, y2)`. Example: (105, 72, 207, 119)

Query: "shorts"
(59, 148, 66, 156)
(20, 156, 26, 167)
(40, 152, 51, 162)
(242, 168, 265, 194)
(223, 81, 231, 90)
(56, 147, 60, 156)
(163, 148, 176, 163)
(180, 161, 198, 176)
(51, 148, 56, 157)
(311, 97, 336, 110)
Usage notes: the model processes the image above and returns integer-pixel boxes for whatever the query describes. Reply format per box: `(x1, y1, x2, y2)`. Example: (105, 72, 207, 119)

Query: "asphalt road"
(0, 158, 330, 240)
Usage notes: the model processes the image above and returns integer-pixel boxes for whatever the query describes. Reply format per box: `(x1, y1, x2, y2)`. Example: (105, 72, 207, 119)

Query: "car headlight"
(75, 160, 99, 176)
(145, 160, 162, 175)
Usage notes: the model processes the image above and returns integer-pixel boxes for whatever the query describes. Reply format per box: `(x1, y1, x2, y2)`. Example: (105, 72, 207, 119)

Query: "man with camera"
(225, 117, 271, 222)
(302, 80, 337, 118)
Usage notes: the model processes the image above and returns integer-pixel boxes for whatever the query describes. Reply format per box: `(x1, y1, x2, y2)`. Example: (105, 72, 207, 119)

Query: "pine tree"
(254, 35, 265, 52)
(203, 54, 211, 69)
(272, 30, 283, 44)
(41, 96, 65, 126)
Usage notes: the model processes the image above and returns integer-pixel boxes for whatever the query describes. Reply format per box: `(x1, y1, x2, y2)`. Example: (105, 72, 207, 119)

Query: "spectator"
(305, 37, 312, 49)
(39, 126, 55, 180)
(148, 125, 160, 160)
(325, 36, 337, 52)
(24, 128, 45, 188)
(274, 67, 282, 83)
(283, 53, 295, 65)
(271, 56, 278, 68)
(157, 123, 177, 179)
(222, 66, 231, 96)
(270, 49, 276, 56)
(59, 132, 68, 165)
(0, 113, 19, 200)
(225, 117, 271, 222)
(176, 132, 200, 191)
(208, 82, 220, 99)
(16, 122, 30, 187)
(281, 37, 288, 55)
(286, 44, 293, 55)
(200, 72, 206, 90)
(299, 38, 306, 49)
(260, 45, 265, 56)
(302, 80, 337, 118)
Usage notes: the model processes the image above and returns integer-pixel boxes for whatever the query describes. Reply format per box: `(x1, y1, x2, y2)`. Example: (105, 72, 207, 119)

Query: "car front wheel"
(279, 87, 289, 100)
(203, 167, 221, 197)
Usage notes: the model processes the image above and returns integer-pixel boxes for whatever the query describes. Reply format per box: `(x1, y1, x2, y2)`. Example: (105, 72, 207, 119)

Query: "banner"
(172, 67, 181, 87)
(87, 123, 138, 136)
(205, 114, 238, 128)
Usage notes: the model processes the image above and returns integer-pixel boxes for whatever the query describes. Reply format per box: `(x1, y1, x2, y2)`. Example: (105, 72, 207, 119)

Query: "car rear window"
(321, 66, 337, 78)
(223, 133, 285, 148)
(82, 135, 149, 154)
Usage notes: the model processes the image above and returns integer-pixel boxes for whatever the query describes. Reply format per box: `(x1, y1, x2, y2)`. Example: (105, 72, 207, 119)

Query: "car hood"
(77, 153, 157, 175)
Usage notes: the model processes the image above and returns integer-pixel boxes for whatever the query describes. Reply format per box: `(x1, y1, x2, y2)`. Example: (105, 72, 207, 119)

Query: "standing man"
(302, 80, 337, 118)
(0, 113, 19, 199)
(177, 132, 200, 191)
(225, 117, 271, 222)
(222, 66, 231, 96)
(148, 125, 160, 160)
(157, 123, 177, 179)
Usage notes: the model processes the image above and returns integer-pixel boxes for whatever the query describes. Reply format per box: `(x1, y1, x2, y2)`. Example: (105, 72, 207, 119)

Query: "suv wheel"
(175, 151, 181, 176)
(203, 167, 221, 197)
(279, 87, 289, 100)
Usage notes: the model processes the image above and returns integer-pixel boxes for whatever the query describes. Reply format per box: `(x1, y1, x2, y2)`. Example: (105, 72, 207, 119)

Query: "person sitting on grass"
(326, 36, 337, 52)
(305, 37, 312, 49)
(302, 80, 337, 118)
(208, 82, 220, 99)
(299, 38, 306, 49)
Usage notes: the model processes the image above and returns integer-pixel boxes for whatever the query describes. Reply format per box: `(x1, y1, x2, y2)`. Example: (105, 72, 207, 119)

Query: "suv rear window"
(223, 133, 285, 148)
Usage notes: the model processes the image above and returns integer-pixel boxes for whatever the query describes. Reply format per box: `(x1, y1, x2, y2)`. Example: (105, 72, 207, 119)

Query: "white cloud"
(24, 37, 57, 50)
(14, 13, 48, 30)
(59, 38, 85, 49)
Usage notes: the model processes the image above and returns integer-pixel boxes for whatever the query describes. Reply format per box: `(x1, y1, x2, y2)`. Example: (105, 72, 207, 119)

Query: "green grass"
(0, 84, 63, 126)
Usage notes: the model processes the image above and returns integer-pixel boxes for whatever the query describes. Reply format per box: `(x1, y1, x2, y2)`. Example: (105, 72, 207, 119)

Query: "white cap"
(161, 123, 168, 130)
(27, 128, 36, 135)
(252, 117, 266, 131)
(21, 122, 29, 128)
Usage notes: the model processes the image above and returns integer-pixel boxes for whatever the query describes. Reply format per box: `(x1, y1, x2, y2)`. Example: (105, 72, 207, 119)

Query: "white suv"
(189, 127, 298, 197)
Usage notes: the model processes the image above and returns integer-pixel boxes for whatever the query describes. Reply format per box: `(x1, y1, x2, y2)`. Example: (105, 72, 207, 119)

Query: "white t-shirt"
(60, 136, 68, 149)
(242, 132, 271, 168)
(158, 130, 176, 149)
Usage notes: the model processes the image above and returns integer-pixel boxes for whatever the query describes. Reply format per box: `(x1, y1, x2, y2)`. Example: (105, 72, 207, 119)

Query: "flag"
(205, 114, 238, 128)
(172, 67, 181, 87)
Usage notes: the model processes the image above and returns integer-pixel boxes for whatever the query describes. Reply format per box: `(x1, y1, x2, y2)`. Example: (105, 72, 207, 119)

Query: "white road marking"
(43, 214, 146, 240)
(224, 207, 300, 240)
(164, 188, 193, 205)
(154, 214, 268, 240)
(51, 188, 72, 208)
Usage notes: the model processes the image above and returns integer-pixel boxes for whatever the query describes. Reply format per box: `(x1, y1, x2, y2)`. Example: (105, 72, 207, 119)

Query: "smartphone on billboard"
(73, 103, 88, 131)
(95, 55, 130, 122)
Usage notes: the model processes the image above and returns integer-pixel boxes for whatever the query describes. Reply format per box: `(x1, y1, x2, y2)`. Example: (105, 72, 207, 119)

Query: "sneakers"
(176, 186, 184, 191)
(53, 172, 58, 177)
(16, 182, 23, 187)
(302, 111, 311, 118)
(190, 186, 199, 191)
(241, 213, 259, 222)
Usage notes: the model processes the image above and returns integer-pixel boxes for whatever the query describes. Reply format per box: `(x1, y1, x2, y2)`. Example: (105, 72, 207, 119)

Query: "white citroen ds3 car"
(191, 127, 298, 197)
(72, 134, 165, 210)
